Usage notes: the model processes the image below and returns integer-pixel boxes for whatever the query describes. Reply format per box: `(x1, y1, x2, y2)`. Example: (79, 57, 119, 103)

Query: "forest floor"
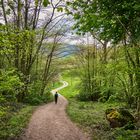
(21, 81, 90, 140)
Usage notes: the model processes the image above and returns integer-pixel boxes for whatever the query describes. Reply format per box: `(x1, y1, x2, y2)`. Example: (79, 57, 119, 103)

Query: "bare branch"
(1, 0, 8, 25)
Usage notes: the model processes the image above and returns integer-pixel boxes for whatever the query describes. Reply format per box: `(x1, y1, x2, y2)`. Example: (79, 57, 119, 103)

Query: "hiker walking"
(54, 91, 58, 104)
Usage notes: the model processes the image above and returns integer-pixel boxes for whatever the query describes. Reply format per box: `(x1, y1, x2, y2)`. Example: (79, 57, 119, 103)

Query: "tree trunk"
(1, 0, 8, 25)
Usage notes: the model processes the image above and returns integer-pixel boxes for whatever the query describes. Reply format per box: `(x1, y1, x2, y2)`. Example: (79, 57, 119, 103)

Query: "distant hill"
(58, 44, 79, 57)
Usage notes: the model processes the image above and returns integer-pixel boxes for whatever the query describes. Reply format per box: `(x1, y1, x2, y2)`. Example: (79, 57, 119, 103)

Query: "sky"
(32, 0, 97, 46)
(0, 0, 98, 46)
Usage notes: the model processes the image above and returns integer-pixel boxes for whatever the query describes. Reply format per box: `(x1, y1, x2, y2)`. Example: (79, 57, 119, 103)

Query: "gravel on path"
(22, 81, 90, 140)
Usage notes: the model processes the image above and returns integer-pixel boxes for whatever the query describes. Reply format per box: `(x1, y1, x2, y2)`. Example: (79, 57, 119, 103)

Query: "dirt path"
(22, 81, 90, 140)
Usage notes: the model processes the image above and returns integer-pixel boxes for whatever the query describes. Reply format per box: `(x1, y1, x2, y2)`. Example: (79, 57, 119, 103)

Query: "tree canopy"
(66, 0, 140, 44)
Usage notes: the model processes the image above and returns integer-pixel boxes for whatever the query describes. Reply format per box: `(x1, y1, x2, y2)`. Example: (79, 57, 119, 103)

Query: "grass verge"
(60, 73, 140, 140)
(67, 99, 140, 140)
(0, 81, 62, 139)
(0, 105, 34, 140)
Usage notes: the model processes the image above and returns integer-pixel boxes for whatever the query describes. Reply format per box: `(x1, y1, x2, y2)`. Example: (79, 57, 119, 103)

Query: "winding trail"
(23, 81, 90, 140)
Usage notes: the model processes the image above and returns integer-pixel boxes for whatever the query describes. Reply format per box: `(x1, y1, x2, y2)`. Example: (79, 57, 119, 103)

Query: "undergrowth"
(0, 80, 62, 139)
(60, 72, 140, 140)
(0, 105, 34, 139)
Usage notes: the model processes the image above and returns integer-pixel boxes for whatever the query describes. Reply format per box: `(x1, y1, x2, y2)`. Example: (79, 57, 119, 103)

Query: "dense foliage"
(66, 0, 140, 114)
(0, 0, 64, 138)
(0, 0, 140, 139)
(60, 71, 140, 140)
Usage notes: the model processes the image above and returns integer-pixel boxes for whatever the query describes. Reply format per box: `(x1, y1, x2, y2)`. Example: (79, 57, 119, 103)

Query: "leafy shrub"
(24, 81, 53, 105)
(77, 91, 101, 101)
(28, 80, 42, 95)
(24, 92, 53, 105)
(107, 95, 119, 103)
(76, 92, 91, 101)
(73, 77, 98, 101)
(0, 69, 24, 122)
(77, 84, 101, 101)
(100, 87, 115, 101)
(0, 69, 24, 102)
(107, 93, 123, 103)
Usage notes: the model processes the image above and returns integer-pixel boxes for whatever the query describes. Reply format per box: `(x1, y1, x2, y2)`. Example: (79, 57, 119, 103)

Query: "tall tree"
(66, 0, 140, 112)
(0, 0, 66, 101)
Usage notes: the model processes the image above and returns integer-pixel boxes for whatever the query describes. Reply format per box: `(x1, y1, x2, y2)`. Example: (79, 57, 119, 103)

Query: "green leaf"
(133, 4, 140, 11)
(35, 0, 38, 6)
(57, 7, 63, 12)
(6, 9, 11, 15)
(43, 0, 50, 7)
